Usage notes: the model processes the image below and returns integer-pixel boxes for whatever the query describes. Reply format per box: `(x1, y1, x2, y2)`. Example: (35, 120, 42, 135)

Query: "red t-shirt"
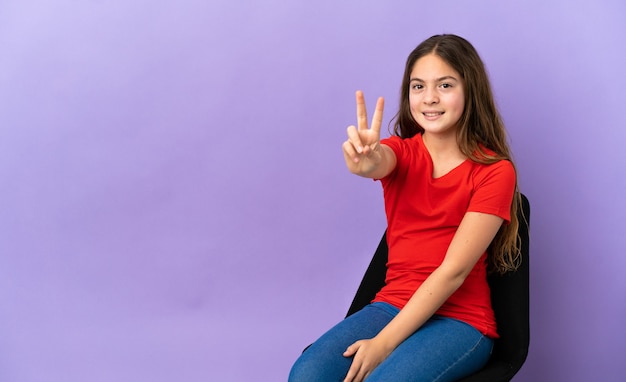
(372, 134, 516, 338)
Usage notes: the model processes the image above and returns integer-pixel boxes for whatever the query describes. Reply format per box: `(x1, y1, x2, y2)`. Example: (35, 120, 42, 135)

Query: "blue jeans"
(289, 302, 493, 382)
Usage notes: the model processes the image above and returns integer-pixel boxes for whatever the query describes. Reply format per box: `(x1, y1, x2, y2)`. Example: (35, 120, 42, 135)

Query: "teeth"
(424, 112, 442, 117)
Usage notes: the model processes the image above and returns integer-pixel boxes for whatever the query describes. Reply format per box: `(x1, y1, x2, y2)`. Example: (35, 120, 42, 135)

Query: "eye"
(411, 84, 423, 90)
(440, 83, 452, 89)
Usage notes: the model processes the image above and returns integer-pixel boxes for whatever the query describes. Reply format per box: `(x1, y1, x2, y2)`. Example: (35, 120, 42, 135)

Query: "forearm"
(373, 268, 465, 351)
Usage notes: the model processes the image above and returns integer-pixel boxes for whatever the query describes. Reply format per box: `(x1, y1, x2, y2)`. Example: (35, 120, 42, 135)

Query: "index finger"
(370, 96, 384, 135)
(355, 90, 368, 131)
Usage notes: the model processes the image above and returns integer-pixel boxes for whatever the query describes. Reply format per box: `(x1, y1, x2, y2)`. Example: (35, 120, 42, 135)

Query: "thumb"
(368, 141, 379, 153)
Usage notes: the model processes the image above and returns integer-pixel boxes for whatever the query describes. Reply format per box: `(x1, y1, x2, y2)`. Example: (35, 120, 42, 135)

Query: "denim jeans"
(289, 302, 493, 382)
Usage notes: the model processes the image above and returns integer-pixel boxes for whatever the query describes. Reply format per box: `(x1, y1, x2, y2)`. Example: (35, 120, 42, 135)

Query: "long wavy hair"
(391, 34, 523, 274)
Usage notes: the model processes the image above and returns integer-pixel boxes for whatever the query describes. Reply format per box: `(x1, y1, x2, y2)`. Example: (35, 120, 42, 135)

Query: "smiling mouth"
(423, 112, 444, 117)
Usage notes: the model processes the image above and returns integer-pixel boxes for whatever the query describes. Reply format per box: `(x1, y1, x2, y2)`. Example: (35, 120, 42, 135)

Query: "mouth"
(423, 112, 444, 117)
(422, 111, 444, 120)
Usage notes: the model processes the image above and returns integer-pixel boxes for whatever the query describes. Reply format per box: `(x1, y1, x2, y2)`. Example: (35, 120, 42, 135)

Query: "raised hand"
(342, 91, 386, 176)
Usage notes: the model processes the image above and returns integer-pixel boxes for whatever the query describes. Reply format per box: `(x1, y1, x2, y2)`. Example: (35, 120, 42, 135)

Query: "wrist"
(372, 332, 399, 354)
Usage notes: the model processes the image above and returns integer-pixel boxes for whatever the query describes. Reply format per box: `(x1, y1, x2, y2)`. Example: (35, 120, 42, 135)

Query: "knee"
(288, 355, 317, 382)
(288, 350, 347, 382)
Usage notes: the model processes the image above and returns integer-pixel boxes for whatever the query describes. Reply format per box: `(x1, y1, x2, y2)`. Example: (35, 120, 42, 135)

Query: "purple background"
(1, 1, 625, 381)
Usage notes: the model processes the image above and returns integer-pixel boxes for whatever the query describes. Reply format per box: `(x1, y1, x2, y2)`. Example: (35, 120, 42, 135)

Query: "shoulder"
(471, 159, 515, 186)
(478, 159, 515, 177)
(378, 135, 426, 183)
(467, 160, 516, 221)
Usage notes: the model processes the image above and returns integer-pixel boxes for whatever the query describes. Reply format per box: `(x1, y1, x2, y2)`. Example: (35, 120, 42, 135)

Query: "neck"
(422, 132, 468, 179)
(422, 131, 463, 159)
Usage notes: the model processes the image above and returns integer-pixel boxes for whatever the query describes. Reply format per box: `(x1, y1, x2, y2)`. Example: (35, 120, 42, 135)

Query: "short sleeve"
(380, 136, 407, 165)
(467, 160, 516, 223)
(378, 136, 405, 183)
(378, 135, 422, 184)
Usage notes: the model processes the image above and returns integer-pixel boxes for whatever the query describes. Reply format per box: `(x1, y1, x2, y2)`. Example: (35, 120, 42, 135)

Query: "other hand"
(342, 338, 392, 382)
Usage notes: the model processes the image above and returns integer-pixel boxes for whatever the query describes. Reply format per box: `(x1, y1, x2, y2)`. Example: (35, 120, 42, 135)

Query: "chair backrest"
(346, 193, 531, 382)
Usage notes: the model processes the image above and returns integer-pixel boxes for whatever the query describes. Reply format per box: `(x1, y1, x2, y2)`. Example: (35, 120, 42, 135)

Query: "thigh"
(289, 302, 398, 382)
(366, 316, 493, 382)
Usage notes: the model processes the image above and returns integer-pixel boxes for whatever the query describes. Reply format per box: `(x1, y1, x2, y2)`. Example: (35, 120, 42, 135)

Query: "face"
(408, 53, 465, 138)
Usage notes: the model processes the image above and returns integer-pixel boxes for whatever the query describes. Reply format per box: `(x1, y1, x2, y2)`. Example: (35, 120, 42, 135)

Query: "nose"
(423, 87, 439, 104)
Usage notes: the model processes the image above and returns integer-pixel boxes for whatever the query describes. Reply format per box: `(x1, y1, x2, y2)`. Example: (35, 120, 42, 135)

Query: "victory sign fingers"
(345, 91, 384, 158)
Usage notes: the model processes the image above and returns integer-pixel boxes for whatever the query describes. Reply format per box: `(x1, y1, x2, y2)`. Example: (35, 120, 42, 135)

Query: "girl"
(289, 34, 521, 382)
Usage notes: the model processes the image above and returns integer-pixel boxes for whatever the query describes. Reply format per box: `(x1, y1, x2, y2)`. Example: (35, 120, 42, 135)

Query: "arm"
(342, 91, 397, 179)
(343, 211, 504, 382)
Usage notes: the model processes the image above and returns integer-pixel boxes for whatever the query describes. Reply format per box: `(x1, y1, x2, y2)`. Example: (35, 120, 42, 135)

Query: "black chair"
(346, 193, 530, 382)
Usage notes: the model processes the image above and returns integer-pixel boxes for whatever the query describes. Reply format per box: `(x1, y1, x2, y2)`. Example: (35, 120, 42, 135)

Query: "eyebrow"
(410, 76, 459, 83)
